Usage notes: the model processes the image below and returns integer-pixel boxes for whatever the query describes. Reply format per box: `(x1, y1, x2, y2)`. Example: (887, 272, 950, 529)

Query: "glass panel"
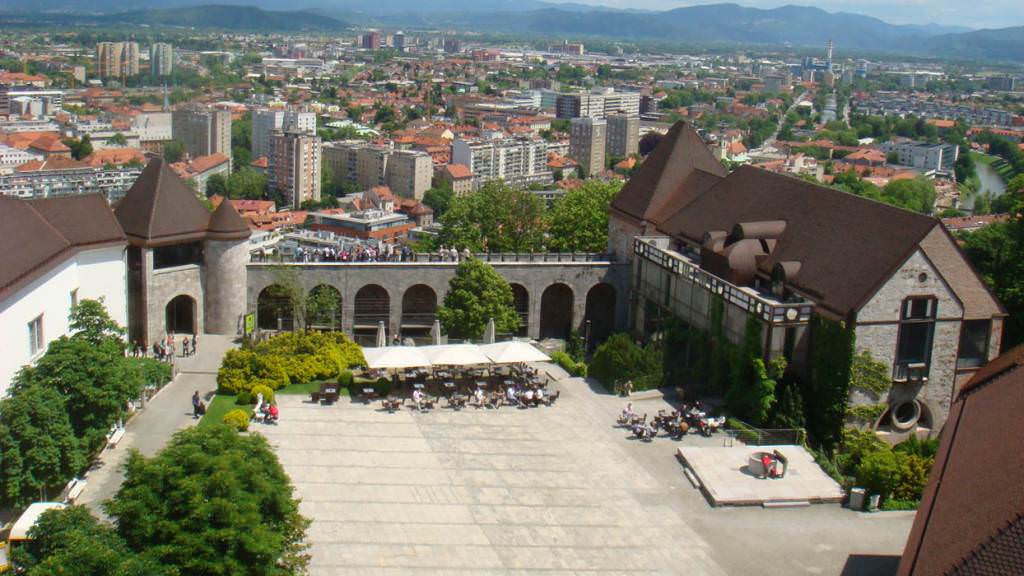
(957, 320, 991, 369)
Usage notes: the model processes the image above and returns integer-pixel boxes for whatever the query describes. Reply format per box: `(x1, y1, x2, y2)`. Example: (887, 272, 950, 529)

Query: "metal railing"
(726, 419, 807, 446)
(251, 251, 615, 265)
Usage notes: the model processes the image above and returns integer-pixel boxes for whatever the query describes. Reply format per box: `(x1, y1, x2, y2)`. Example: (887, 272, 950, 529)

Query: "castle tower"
(204, 200, 251, 335)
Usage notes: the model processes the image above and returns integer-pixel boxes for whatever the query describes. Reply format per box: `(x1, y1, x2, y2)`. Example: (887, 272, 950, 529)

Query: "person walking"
(192, 391, 203, 419)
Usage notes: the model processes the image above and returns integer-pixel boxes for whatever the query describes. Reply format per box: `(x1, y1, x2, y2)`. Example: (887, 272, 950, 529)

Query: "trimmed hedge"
(550, 351, 587, 377)
(588, 333, 661, 392)
(218, 331, 365, 395)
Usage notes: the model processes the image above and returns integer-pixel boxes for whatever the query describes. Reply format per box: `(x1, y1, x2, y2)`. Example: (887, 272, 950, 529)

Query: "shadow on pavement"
(841, 554, 900, 576)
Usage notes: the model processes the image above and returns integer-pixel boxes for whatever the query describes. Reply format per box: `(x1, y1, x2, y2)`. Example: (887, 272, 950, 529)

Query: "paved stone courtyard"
(261, 374, 914, 575)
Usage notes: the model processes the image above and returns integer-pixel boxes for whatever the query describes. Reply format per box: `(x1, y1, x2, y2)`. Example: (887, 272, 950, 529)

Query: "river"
(962, 156, 1007, 212)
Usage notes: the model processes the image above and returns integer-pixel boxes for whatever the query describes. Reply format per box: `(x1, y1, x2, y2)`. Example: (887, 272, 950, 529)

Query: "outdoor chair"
(543, 390, 560, 406)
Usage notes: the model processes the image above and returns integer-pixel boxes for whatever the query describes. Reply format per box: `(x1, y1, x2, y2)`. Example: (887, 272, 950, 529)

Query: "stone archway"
(584, 283, 616, 349)
(540, 283, 573, 340)
(257, 284, 294, 331)
(307, 284, 342, 331)
(354, 284, 390, 343)
(165, 294, 196, 334)
(510, 283, 529, 337)
(401, 284, 438, 341)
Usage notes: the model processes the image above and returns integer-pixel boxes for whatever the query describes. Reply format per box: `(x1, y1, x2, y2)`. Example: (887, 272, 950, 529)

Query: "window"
(894, 297, 936, 380)
(28, 315, 44, 356)
(957, 320, 991, 369)
(70, 288, 79, 309)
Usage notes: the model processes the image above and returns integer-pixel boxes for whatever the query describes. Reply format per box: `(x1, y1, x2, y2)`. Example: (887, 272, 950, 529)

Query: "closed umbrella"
(431, 319, 442, 345)
(483, 318, 496, 344)
(376, 321, 387, 347)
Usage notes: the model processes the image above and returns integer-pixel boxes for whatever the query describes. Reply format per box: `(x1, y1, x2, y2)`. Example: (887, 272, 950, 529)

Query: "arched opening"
(510, 283, 529, 337)
(354, 284, 390, 344)
(540, 283, 573, 340)
(257, 284, 294, 331)
(584, 283, 616, 349)
(165, 295, 196, 334)
(401, 284, 437, 343)
(307, 284, 342, 331)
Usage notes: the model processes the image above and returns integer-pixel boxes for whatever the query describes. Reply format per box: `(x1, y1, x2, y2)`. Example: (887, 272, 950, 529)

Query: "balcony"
(634, 237, 812, 326)
(893, 362, 929, 384)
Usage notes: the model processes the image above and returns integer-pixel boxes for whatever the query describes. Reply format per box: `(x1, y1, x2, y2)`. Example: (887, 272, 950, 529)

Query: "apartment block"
(570, 117, 606, 177)
(322, 141, 432, 199)
(96, 42, 140, 79)
(172, 107, 232, 165)
(252, 109, 316, 160)
(270, 130, 321, 210)
(451, 136, 551, 189)
(150, 43, 173, 77)
(606, 112, 639, 158)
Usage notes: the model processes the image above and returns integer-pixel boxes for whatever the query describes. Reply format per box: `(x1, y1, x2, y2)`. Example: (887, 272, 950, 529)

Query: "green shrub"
(588, 333, 661, 391)
(217, 331, 366, 395)
(847, 403, 887, 425)
(338, 369, 354, 389)
(236, 390, 253, 405)
(222, 409, 250, 432)
(250, 384, 274, 404)
(550, 351, 586, 377)
(880, 498, 920, 511)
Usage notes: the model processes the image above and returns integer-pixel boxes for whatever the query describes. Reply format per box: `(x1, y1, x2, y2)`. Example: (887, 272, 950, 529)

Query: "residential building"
(393, 31, 406, 52)
(322, 141, 432, 199)
(0, 193, 127, 394)
(611, 121, 1003, 437)
(150, 43, 173, 77)
(570, 117, 606, 177)
(132, 110, 172, 149)
(170, 153, 231, 196)
(0, 157, 142, 201)
(0, 144, 41, 172)
(0, 86, 63, 116)
(0, 131, 70, 158)
(172, 106, 232, 165)
(879, 140, 959, 173)
(362, 31, 381, 50)
(251, 109, 316, 160)
(96, 42, 140, 79)
(307, 209, 415, 242)
(451, 135, 551, 189)
(556, 90, 641, 120)
(442, 37, 461, 54)
(897, 346, 1024, 575)
(606, 112, 639, 158)
(437, 163, 474, 196)
(269, 130, 321, 209)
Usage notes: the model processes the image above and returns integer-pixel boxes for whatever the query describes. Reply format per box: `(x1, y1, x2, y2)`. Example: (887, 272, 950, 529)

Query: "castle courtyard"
(260, 371, 914, 576)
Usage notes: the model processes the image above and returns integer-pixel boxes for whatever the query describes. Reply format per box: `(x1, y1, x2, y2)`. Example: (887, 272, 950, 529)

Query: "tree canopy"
(435, 181, 546, 252)
(437, 258, 519, 340)
(546, 180, 622, 252)
(105, 425, 310, 575)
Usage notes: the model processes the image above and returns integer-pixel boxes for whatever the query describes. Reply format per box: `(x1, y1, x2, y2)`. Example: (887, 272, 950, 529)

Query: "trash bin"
(849, 487, 866, 511)
(868, 494, 881, 512)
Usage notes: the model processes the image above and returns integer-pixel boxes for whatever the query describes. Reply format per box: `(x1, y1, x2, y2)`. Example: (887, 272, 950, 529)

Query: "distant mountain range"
(1, 2, 1022, 62)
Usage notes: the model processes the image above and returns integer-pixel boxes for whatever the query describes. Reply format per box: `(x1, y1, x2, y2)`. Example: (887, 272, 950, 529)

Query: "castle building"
(114, 158, 250, 347)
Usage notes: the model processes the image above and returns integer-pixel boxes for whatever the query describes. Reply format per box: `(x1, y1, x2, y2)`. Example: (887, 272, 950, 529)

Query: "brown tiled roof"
(609, 121, 726, 225)
(658, 166, 939, 318)
(445, 163, 472, 179)
(114, 158, 211, 246)
(918, 226, 1005, 321)
(207, 199, 251, 240)
(0, 194, 125, 301)
(898, 346, 1024, 575)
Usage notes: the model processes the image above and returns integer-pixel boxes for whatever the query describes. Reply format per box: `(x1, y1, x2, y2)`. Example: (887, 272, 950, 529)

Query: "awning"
(421, 344, 492, 366)
(362, 346, 432, 369)
(480, 341, 551, 364)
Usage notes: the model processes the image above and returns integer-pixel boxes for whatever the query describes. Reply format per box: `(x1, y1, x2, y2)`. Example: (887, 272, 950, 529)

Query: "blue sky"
(547, 0, 1022, 30)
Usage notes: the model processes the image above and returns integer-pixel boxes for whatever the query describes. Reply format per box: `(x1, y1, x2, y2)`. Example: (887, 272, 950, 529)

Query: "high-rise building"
(150, 43, 173, 77)
(172, 107, 232, 164)
(96, 42, 140, 79)
(556, 90, 640, 119)
(606, 112, 639, 158)
(451, 136, 551, 189)
(251, 109, 316, 160)
(322, 141, 432, 200)
(443, 37, 461, 54)
(393, 31, 406, 52)
(270, 130, 321, 209)
(570, 117, 606, 177)
(362, 31, 381, 50)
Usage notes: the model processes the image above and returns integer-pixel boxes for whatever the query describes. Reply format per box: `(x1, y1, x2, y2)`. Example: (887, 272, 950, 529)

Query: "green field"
(198, 394, 237, 428)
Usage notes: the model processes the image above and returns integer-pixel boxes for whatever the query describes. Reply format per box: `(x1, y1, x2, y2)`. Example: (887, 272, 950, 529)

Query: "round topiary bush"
(222, 409, 250, 432)
(338, 369, 354, 389)
(236, 390, 253, 405)
(250, 384, 275, 404)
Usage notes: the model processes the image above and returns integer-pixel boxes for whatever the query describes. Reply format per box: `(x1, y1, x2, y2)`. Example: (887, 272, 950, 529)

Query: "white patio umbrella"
(480, 340, 551, 364)
(362, 346, 432, 369)
(482, 317, 496, 344)
(421, 344, 492, 367)
(431, 319, 442, 345)
(376, 321, 386, 347)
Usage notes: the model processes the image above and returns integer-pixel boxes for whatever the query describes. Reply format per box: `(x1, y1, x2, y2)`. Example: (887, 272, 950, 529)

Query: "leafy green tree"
(0, 380, 83, 504)
(231, 111, 252, 151)
(108, 132, 128, 146)
(436, 182, 546, 252)
(226, 168, 267, 200)
(437, 258, 519, 339)
(546, 180, 622, 252)
(69, 298, 125, 345)
(105, 425, 310, 576)
(163, 139, 185, 163)
(205, 172, 228, 198)
(232, 146, 252, 171)
(422, 184, 454, 218)
(881, 178, 936, 214)
(588, 333, 663, 393)
(12, 506, 174, 576)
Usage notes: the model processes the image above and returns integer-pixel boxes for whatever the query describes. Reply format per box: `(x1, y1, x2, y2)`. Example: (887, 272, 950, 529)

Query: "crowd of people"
(284, 242, 417, 263)
(129, 333, 198, 362)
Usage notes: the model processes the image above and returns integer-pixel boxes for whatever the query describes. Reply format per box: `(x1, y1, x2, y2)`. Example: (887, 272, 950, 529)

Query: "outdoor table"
(476, 380, 487, 388)
(319, 383, 341, 405)
(503, 379, 515, 388)
(361, 387, 377, 404)
(413, 383, 425, 390)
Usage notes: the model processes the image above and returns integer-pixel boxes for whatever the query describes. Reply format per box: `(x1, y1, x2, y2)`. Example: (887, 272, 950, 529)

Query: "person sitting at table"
(534, 387, 544, 405)
(621, 403, 635, 423)
(505, 385, 519, 406)
(474, 387, 485, 408)
(412, 388, 426, 410)
(522, 387, 534, 407)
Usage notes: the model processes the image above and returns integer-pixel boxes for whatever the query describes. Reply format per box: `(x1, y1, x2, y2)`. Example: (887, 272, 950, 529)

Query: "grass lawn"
(971, 151, 998, 166)
(199, 394, 237, 428)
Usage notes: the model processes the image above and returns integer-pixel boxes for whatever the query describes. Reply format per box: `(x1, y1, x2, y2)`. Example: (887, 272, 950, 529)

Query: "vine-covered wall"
(806, 316, 856, 453)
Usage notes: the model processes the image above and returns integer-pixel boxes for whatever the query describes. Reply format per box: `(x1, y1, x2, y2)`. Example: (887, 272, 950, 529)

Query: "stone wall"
(203, 239, 249, 335)
(145, 253, 204, 344)
(247, 261, 630, 341)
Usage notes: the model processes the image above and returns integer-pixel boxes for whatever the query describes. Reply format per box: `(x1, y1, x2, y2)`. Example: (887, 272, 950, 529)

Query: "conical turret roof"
(114, 157, 211, 246)
(207, 197, 251, 240)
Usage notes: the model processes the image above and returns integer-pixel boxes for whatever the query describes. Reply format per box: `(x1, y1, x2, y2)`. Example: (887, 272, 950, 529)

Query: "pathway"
(76, 334, 236, 517)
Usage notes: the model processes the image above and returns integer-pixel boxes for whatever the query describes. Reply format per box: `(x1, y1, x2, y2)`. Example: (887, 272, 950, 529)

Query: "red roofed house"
(437, 163, 474, 196)
(170, 153, 231, 195)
